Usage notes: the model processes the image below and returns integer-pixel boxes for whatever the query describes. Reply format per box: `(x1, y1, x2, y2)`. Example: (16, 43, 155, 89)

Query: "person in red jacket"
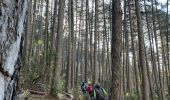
(87, 81, 96, 100)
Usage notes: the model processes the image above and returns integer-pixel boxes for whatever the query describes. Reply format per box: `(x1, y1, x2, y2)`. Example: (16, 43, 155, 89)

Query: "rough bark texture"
(0, 0, 28, 99)
(50, 0, 65, 96)
(111, 0, 122, 99)
(135, 0, 149, 99)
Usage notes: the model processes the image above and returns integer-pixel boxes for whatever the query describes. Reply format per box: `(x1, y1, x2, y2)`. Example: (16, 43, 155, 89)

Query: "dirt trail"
(28, 94, 56, 100)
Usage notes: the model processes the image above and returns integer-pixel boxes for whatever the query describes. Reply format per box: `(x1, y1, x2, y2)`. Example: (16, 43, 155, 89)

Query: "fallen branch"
(32, 75, 42, 84)
(62, 92, 73, 98)
(58, 92, 74, 100)
(28, 89, 49, 95)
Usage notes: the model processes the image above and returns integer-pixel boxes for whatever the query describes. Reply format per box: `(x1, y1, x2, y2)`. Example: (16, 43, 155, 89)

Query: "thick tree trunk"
(24, 0, 32, 67)
(0, 0, 28, 99)
(111, 0, 122, 99)
(135, 0, 149, 99)
(50, 0, 65, 96)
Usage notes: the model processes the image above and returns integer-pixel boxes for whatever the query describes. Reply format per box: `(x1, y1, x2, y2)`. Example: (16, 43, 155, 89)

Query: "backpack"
(95, 88, 105, 100)
(87, 84, 94, 95)
(80, 82, 87, 93)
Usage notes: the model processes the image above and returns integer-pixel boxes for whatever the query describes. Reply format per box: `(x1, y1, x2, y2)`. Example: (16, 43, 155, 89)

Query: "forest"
(0, 0, 170, 100)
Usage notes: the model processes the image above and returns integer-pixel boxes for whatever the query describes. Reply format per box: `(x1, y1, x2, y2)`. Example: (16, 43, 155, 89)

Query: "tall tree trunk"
(50, 0, 65, 96)
(43, 0, 49, 84)
(156, 3, 167, 98)
(51, 0, 58, 50)
(69, 0, 75, 89)
(70, 0, 76, 89)
(102, 0, 107, 86)
(111, 0, 122, 99)
(135, 0, 149, 99)
(128, 0, 141, 99)
(24, 0, 32, 67)
(151, 0, 164, 99)
(85, 0, 89, 83)
(65, 0, 73, 91)
(74, 0, 78, 86)
(123, 0, 130, 93)
(166, 0, 170, 95)
(23, 0, 32, 88)
(28, 0, 37, 61)
(144, 0, 160, 99)
(76, 0, 84, 83)
(90, 0, 94, 81)
(0, 0, 28, 99)
(93, 0, 99, 84)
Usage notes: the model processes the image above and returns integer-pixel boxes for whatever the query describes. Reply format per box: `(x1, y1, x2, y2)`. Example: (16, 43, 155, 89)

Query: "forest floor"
(24, 90, 75, 100)
(17, 88, 78, 100)
(28, 94, 56, 100)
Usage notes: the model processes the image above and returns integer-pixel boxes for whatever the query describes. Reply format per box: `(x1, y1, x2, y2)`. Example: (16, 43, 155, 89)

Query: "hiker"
(81, 81, 109, 100)
(80, 81, 96, 100)
(94, 83, 108, 100)
(80, 81, 87, 93)
(87, 81, 96, 100)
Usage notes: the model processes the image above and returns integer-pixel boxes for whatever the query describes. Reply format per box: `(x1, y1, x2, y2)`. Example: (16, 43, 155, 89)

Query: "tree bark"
(24, 0, 32, 67)
(135, 0, 149, 99)
(50, 0, 65, 96)
(111, 0, 122, 99)
(0, 0, 28, 99)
